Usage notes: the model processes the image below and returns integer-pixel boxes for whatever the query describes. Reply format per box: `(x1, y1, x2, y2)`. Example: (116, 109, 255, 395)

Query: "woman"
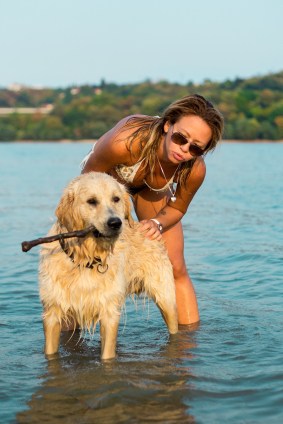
(81, 94, 224, 325)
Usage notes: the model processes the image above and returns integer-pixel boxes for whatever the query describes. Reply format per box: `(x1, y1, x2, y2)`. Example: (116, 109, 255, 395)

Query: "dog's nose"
(107, 217, 122, 230)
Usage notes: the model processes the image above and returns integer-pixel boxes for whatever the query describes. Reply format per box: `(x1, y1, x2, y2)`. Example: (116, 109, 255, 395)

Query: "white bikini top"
(81, 143, 177, 193)
(114, 159, 144, 183)
(80, 143, 144, 183)
(115, 159, 177, 193)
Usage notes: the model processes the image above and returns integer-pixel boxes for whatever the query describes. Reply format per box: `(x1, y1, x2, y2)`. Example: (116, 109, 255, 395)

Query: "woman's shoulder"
(170, 158, 206, 214)
(192, 156, 206, 175)
(94, 115, 147, 163)
(185, 157, 206, 186)
(103, 114, 147, 140)
(114, 114, 149, 127)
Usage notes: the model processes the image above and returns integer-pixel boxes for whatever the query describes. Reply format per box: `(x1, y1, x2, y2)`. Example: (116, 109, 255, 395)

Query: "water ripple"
(1, 143, 283, 423)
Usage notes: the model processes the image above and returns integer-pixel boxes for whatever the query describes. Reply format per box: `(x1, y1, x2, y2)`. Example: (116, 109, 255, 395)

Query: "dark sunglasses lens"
(189, 144, 204, 156)
(171, 132, 188, 145)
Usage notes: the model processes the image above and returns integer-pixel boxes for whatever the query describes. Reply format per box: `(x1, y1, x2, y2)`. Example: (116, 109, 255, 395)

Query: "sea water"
(0, 142, 282, 423)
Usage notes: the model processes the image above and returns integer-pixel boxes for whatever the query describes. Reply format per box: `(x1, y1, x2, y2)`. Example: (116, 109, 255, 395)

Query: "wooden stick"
(21, 226, 97, 252)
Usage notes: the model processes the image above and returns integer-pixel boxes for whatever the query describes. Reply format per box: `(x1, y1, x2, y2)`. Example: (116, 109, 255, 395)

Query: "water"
(0, 142, 282, 424)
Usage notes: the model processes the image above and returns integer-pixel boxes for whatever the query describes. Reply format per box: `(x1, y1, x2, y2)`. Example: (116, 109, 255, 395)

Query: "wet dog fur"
(39, 172, 178, 359)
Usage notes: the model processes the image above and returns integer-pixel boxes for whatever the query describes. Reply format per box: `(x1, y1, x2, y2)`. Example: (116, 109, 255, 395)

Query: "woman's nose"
(180, 140, 191, 153)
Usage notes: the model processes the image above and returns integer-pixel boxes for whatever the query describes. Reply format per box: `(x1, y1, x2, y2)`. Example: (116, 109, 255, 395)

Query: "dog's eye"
(87, 198, 98, 206)
(113, 196, 120, 203)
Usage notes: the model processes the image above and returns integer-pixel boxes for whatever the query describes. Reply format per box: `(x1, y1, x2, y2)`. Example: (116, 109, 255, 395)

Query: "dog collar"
(59, 237, 108, 274)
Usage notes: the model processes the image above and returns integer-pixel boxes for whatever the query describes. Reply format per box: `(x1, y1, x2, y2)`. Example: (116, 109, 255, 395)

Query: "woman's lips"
(172, 152, 185, 161)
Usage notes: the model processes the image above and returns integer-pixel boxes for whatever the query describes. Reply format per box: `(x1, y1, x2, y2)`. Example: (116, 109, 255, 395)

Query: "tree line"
(0, 71, 282, 141)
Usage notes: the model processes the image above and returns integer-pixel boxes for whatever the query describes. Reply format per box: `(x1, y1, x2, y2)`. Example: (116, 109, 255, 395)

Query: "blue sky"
(1, 0, 282, 88)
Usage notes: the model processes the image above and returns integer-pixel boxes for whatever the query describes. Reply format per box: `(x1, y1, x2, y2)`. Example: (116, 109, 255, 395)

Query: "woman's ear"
(164, 120, 170, 134)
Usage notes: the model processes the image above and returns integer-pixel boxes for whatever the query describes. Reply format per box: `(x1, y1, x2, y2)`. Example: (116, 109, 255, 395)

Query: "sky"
(1, 0, 282, 88)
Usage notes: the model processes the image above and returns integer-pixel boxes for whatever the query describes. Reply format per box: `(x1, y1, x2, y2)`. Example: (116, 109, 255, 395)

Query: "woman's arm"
(139, 158, 206, 239)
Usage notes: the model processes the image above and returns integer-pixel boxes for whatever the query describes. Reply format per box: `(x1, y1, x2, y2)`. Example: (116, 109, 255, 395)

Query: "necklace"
(157, 157, 180, 202)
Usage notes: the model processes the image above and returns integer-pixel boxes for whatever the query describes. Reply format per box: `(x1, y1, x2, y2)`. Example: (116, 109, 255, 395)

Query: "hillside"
(0, 71, 282, 141)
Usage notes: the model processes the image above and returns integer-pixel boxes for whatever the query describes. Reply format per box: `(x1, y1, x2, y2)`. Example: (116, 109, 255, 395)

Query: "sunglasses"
(171, 128, 207, 156)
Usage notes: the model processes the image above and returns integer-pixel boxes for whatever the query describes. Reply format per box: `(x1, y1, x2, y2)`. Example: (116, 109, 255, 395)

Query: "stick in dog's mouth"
(21, 225, 101, 252)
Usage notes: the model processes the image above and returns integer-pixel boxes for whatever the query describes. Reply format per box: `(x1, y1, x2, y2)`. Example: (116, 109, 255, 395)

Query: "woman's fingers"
(138, 220, 162, 241)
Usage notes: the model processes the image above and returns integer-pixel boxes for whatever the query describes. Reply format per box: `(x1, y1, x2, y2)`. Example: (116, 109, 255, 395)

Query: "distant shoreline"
(1, 139, 283, 144)
(222, 139, 283, 143)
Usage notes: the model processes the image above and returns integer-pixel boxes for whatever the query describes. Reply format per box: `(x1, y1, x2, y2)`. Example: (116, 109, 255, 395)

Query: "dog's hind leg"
(144, 267, 178, 334)
(99, 315, 120, 360)
(43, 307, 62, 355)
(155, 300, 178, 334)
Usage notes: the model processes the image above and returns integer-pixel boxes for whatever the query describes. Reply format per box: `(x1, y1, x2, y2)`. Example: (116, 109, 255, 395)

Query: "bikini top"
(115, 159, 145, 183)
(81, 143, 177, 193)
(80, 144, 144, 184)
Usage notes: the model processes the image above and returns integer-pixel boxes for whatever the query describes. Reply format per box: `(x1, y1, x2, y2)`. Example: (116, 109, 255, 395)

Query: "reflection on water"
(1, 142, 283, 423)
(16, 325, 197, 424)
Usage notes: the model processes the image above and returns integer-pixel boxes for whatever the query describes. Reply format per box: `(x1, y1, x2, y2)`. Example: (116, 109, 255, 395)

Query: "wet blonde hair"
(122, 94, 224, 185)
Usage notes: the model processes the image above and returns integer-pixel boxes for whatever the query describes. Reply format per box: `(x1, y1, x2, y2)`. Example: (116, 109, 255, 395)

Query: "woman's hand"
(138, 219, 163, 241)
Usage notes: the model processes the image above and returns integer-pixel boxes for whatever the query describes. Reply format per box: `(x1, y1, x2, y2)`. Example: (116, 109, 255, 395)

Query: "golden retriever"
(39, 172, 178, 359)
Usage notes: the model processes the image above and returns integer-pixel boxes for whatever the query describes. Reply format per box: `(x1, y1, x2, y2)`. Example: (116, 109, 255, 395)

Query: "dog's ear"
(55, 179, 83, 231)
(55, 187, 75, 230)
(123, 192, 134, 227)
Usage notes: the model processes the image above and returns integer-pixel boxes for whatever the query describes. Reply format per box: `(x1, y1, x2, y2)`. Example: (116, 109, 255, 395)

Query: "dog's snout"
(107, 217, 122, 230)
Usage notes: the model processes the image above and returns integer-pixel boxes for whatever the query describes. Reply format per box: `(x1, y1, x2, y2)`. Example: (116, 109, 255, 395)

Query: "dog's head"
(56, 172, 134, 239)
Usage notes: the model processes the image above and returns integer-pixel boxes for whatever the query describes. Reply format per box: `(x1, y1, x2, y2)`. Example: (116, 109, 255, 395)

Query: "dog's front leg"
(43, 307, 61, 355)
(100, 315, 120, 360)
